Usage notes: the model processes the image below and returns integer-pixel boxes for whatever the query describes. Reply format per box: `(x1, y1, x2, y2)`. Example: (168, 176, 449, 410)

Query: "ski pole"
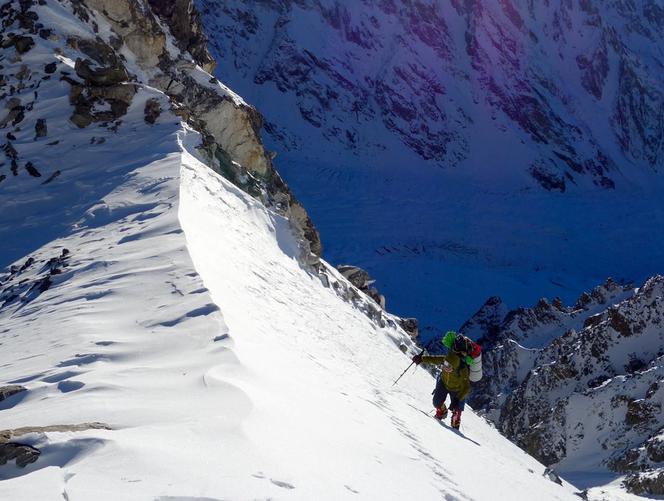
(392, 349, 425, 386)
(392, 361, 414, 386)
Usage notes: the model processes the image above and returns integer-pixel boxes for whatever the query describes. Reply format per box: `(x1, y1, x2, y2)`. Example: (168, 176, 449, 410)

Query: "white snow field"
(0, 112, 589, 499)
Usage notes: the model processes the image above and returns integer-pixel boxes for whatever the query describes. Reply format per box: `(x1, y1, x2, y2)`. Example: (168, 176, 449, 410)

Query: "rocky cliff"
(466, 276, 664, 496)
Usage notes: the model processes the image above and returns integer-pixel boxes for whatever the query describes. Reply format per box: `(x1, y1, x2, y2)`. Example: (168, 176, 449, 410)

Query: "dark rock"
(625, 357, 646, 374)
(583, 313, 604, 329)
(147, 0, 216, 72)
(74, 58, 129, 86)
(144, 98, 161, 124)
(587, 374, 610, 389)
(2, 142, 18, 160)
(70, 109, 93, 128)
(608, 308, 632, 336)
(0, 443, 40, 468)
(543, 467, 563, 485)
(624, 470, 664, 496)
(337, 265, 373, 290)
(552, 297, 565, 311)
(367, 288, 385, 309)
(34, 118, 47, 138)
(625, 400, 658, 428)
(68, 81, 137, 128)
(0, 99, 25, 128)
(0, 422, 111, 470)
(19, 257, 34, 271)
(0, 385, 26, 402)
(68, 37, 130, 86)
(575, 292, 592, 310)
(646, 382, 659, 399)
(11, 107, 25, 126)
(608, 448, 642, 473)
(44, 62, 57, 74)
(530, 164, 566, 192)
(24, 161, 41, 177)
(647, 436, 664, 463)
(41, 170, 61, 185)
(37, 276, 51, 293)
(14, 36, 34, 54)
(398, 317, 419, 338)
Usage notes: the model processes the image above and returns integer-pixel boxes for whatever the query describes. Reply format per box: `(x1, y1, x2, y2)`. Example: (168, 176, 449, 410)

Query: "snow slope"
(0, 120, 583, 500)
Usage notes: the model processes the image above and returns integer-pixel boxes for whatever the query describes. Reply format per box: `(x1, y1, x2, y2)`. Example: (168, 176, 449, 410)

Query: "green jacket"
(421, 352, 471, 401)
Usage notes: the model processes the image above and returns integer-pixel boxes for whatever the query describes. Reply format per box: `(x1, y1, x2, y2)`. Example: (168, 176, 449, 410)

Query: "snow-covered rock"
(199, 0, 664, 178)
(468, 279, 634, 416)
(468, 275, 664, 496)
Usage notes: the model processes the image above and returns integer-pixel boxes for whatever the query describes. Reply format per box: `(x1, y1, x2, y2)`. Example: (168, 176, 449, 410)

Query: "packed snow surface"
(1, 120, 586, 499)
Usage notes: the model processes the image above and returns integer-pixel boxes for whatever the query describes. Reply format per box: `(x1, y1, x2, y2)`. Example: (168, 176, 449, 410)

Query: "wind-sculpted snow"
(198, 0, 664, 339)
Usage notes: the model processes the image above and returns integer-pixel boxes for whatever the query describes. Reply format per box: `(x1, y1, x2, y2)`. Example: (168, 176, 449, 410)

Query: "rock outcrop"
(0, 385, 26, 402)
(0, 423, 112, 469)
(337, 265, 385, 309)
(0, 442, 40, 468)
(147, 0, 215, 73)
(469, 278, 633, 419)
(1, 250, 70, 307)
(624, 470, 664, 497)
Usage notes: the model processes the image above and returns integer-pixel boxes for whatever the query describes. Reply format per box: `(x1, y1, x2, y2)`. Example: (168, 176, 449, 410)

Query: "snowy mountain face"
(0, 0, 322, 268)
(464, 276, 664, 497)
(197, 0, 664, 339)
(0, 1, 593, 500)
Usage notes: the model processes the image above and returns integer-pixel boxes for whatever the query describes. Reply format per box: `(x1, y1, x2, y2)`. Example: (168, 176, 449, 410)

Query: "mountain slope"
(464, 276, 664, 497)
(197, 0, 664, 339)
(1, 1, 586, 500)
(0, 130, 583, 500)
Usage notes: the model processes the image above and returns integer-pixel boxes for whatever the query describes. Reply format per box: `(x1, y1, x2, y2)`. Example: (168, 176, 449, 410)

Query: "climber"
(412, 331, 482, 429)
